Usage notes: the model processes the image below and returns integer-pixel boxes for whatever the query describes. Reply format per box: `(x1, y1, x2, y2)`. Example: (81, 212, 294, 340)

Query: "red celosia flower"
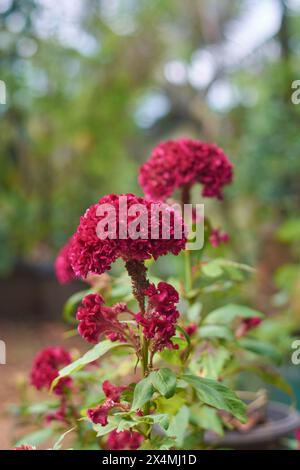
(87, 381, 128, 426)
(209, 228, 230, 248)
(14, 444, 35, 450)
(69, 193, 186, 278)
(87, 399, 115, 426)
(54, 239, 75, 284)
(139, 138, 233, 201)
(107, 429, 144, 450)
(136, 282, 180, 353)
(102, 380, 127, 402)
(184, 323, 198, 337)
(295, 428, 300, 449)
(236, 317, 262, 338)
(76, 293, 129, 344)
(30, 347, 72, 396)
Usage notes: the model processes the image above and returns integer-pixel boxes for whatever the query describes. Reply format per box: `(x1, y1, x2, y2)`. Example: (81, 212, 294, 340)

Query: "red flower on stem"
(107, 429, 144, 450)
(87, 380, 128, 427)
(69, 193, 186, 278)
(30, 347, 72, 396)
(139, 138, 233, 201)
(76, 293, 133, 344)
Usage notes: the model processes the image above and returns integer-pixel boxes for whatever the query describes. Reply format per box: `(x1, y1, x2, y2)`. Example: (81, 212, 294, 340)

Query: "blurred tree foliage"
(0, 0, 300, 273)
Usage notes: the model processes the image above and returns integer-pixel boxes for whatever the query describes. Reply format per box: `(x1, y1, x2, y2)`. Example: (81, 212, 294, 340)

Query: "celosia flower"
(183, 323, 198, 337)
(209, 228, 230, 248)
(87, 400, 115, 426)
(138, 138, 233, 201)
(87, 380, 128, 426)
(136, 282, 180, 353)
(76, 293, 129, 344)
(102, 380, 127, 402)
(69, 193, 186, 278)
(236, 317, 262, 338)
(30, 347, 72, 396)
(13, 445, 36, 450)
(54, 239, 75, 284)
(107, 429, 144, 450)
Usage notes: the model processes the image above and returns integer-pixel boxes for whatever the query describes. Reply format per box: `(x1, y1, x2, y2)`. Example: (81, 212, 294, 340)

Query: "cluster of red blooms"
(54, 238, 75, 284)
(30, 347, 72, 425)
(235, 317, 262, 338)
(209, 228, 230, 248)
(30, 347, 72, 396)
(107, 430, 143, 450)
(68, 193, 186, 278)
(87, 380, 128, 427)
(76, 293, 130, 344)
(136, 282, 180, 353)
(139, 138, 233, 201)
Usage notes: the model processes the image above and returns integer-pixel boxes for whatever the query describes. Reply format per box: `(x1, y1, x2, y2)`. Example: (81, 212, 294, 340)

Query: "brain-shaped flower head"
(138, 138, 233, 201)
(69, 193, 186, 278)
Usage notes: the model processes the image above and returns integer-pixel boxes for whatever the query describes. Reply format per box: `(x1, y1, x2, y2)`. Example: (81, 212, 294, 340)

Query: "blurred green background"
(1, 0, 300, 449)
(0, 0, 300, 287)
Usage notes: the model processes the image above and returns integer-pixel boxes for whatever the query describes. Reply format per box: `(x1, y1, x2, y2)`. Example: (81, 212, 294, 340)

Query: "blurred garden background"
(1, 0, 300, 449)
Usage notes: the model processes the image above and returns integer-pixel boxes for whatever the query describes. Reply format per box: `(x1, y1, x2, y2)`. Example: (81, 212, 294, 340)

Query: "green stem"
(184, 249, 193, 293)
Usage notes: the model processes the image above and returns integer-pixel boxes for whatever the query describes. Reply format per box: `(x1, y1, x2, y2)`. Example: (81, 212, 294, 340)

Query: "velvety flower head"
(30, 347, 72, 396)
(76, 293, 129, 344)
(209, 228, 230, 248)
(107, 429, 144, 450)
(54, 239, 75, 284)
(87, 380, 128, 427)
(102, 380, 127, 402)
(69, 193, 186, 278)
(136, 282, 180, 353)
(138, 138, 233, 201)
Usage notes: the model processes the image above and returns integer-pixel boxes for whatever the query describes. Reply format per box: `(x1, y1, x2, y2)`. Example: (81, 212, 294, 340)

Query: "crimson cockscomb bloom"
(69, 193, 186, 278)
(236, 317, 262, 338)
(30, 347, 72, 396)
(87, 380, 128, 426)
(136, 282, 180, 353)
(107, 429, 144, 450)
(209, 228, 230, 248)
(54, 238, 75, 284)
(76, 293, 129, 344)
(139, 138, 233, 201)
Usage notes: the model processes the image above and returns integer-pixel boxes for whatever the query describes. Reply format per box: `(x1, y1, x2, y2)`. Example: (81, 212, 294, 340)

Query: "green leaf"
(155, 394, 186, 415)
(182, 374, 247, 422)
(238, 338, 282, 364)
(196, 346, 231, 379)
(52, 428, 75, 450)
(166, 406, 189, 447)
(131, 376, 154, 410)
(149, 368, 177, 399)
(204, 303, 264, 325)
(14, 428, 53, 447)
(190, 405, 224, 436)
(186, 301, 202, 322)
(139, 436, 176, 450)
(277, 218, 300, 243)
(63, 288, 93, 323)
(94, 418, 119, 437)
(52, 341, 128, 389)
(199, 325, 234, 341)
(202, 260, 224, 278)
